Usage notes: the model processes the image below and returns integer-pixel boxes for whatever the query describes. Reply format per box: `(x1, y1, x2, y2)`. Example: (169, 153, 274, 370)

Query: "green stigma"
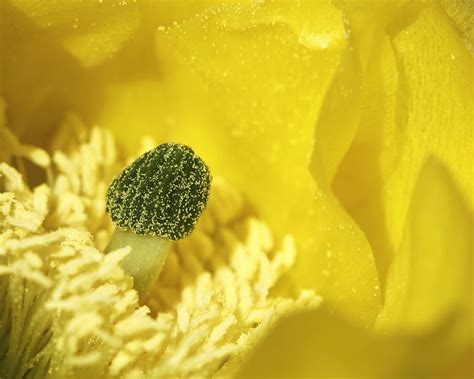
(106, 143, 211, 240)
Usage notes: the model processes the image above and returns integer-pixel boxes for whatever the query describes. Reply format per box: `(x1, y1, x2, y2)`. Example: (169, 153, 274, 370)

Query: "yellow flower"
(1, 0, 472, 378)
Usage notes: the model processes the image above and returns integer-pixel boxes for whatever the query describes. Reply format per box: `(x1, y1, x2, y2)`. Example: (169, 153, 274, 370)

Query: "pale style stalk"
(106, 229, 171, 303)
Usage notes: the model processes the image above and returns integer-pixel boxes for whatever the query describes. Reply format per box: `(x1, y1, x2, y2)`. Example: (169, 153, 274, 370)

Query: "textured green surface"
(106, 143, 211, 240)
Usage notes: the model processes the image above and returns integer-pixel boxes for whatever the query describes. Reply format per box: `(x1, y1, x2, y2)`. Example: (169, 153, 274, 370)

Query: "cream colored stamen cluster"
(0, 110, 320, 378)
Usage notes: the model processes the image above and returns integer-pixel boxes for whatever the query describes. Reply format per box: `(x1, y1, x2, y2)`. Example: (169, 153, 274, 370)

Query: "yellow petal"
(140, 1, 243, 27)
(2, 0, 139, 143)
(376, 158, 472, 340)
(97, 1, 382, 324)
(236, 305, 403, 378)
(240, 157, 473, 377)
(163, 0, 383, 326)
(330, 2, 474, 283)
(237, 301, 472, 378)
(6, 0, 139, 67)
(440, 0, 474, 52)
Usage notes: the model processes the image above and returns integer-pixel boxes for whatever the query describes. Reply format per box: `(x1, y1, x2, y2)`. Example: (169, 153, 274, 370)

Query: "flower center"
(0, 110, 320, 378)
